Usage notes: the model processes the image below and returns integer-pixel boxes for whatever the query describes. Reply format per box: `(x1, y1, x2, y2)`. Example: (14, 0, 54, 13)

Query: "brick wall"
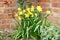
(0, 0, 17, 30)
(48, 0, 60, 25)
(0, 0, 60, 30)
(37, 0, 60, 25)
(52, 0, 60, 25)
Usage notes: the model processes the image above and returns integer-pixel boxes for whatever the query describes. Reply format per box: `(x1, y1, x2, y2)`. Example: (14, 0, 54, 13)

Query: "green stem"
(22, 0, 27, 9)
(27, 27, 29, 40)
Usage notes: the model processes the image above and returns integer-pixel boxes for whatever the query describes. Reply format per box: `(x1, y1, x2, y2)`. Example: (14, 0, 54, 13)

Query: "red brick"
(42, 8, 51, 12)
(37, 0, 50, 2)
(0, 9, 4, 13)
(10, 23, 16, 29)
(52, 3, 60, 7)
(0, 0, 17, 29)
(4, 9, 12, 13)
(4, 9, 9, 13)
(3, 7, 17, 13)
(3, 14, 8, 18)
(1, 19, 16, 24)
(1, 19, 11, 24)
(0, 3, 4, 7)
(0, 0, 60, 30)
(2, 19, 8, 24)
(52, 0, 60, 3)
(0, 0, 3, 2)
(52, 12, 60, 18)
(47, 15, 59, 25)
(0, 0, 17, 7)
(0, 24, 11, 29)
(37, 3, 50, 8)
(27, 0, 30, 3)
(7, 14, 14, 18)
(0, 14, 5, 18)
(0, 20, 2, 25)
(0, 14, 14, 19)
(52, 8, 60, 13)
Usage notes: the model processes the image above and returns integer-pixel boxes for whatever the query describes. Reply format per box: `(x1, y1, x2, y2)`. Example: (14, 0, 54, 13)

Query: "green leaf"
(36, 20, 41, 25)
(28, 23, 35, 31)
(24, 21, 26, 28)
(26, 27, 29, 39)
(34, 17, 39, 22)
(14, 31, 21, 40)
(34, 25, 39, 32)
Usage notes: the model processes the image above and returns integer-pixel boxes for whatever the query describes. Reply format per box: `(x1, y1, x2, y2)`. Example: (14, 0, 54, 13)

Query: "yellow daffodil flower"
(15, 14, 18, 17)
(31, 6, 34, 11)
(46, 10, 51, 15)
(19, 11, 23, 15)
(26, 8, 30, 12)
(23, 10, 26, 13)
(17, 16, 22, 21)
(35, 14, 37, 17)
(36, 6, 42, 12)
(28, 11, 32, 15)
(18, 7, 21, 11)
(25, 14, 29, 18)
(31, 14, 34, 17)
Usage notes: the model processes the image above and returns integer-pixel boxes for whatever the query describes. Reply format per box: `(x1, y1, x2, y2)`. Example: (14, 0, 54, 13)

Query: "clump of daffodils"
(13, 5, 52, 40)
(15, 6, 51, 21)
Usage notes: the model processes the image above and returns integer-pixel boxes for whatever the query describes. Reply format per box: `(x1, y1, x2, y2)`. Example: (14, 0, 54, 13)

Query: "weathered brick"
(37, 3, 50, 8)
(42, 8, 51, 12)
(52, 12, 60, 18)
(52, 3, 60, 7)
(0, 3, 4, 7)
(1, 18, 16, 24)
(52, 0, 60, 3)
(10, 23, 16, 29)
(47, 15, 59, 24)
(1, 19, 7, 24)
(0, 20, 2, 25)
(0, 9, 4, 13)
(37, 0, 50, 2)
(0, 0, 60, 29)
(52, 8, 60, 13)
(0, 14, 14, 19)
(0, 0, 17, 29)
(0, 24, 11, 29)
(58, 19, 60, 25)
(0, 19, 16, 29)
(0, 14, 5, 18)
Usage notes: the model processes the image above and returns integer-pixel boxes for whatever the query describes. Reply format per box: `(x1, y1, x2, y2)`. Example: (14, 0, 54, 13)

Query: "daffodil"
(31, 14, 34, 17)
(31, 6, 34, 11)
(28, 11, 32, 15)
(18, 7, 21, 11)
(46, 10, 51, 15)
(36, 6, 42, 12)
(23, 10, 26, 13)
(26, 8, 30, 12)
(35, 13, 37, 17)
(19, 11, 23, 15)
(25, 14, 29, 18)
(15, 14, 18, 17)
(17, 16, 22, 21)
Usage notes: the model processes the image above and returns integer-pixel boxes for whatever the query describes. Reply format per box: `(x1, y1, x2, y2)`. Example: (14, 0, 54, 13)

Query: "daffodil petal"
(15, 14, 18, 17)
(46, 10, 51, 14)
(36, 6, 42, 12)
(18, 7, 21, 11)
(17, 16, 22, 21)
(25, 14, 29, 18)
(31, 6, 34, 11)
